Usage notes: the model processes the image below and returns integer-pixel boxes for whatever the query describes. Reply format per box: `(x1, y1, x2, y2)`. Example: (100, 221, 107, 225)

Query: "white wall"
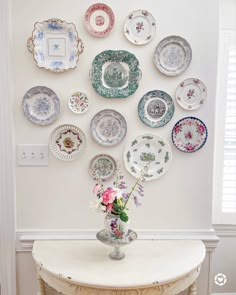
(12, 0, 219, 294)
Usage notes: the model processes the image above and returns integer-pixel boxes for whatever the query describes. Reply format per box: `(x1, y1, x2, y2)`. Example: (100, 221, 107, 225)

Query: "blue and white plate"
(22, 86, 60, 126)
(138, 90, 175, 128)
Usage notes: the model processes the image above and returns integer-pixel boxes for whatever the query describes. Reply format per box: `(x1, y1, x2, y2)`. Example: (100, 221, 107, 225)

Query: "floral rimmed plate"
(154, 35, 192, 76)
(22, 86, 60, 126)
(84, 3, 115, 37)
(138, 90, 175, 128)
(49, 124, 86, 161)
(27, 18, 84, 72)
(89, 50, 142, 98)
(90, 154, 117, 181)
(90, 109, 127, 146)
(172, 117, 208, 153)
(124, 133, 172, 181)
(176, 78, 207, 110)
(68, 92, 89, 114)
(124, 10, 156, 45)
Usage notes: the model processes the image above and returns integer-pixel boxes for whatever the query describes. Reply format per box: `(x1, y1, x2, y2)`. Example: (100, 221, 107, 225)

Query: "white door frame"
(0, 0, 17, 294)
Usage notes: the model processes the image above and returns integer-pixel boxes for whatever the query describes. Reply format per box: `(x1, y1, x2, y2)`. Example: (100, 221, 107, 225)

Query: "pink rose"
(106, 203, 113, 212)
(102, 188, 116, 205)
(174, 124, 181, 134)
(198, 124, 205, 134)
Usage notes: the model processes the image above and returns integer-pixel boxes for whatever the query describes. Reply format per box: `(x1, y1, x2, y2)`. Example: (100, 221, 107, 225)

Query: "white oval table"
(32, 240, 205, 295)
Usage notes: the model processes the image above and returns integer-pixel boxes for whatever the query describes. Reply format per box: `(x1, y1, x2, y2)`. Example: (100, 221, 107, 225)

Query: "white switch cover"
(17, 144, 48, 166)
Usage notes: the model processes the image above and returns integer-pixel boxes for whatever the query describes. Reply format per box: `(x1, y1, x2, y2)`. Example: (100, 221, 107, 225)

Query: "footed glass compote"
(96, 229, 137, 260)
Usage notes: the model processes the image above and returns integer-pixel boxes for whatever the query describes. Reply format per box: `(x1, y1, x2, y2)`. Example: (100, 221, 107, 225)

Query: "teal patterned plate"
(89, 50, 142, 98)
(138, 90, 175, 127)
(123, 133, 172, 181)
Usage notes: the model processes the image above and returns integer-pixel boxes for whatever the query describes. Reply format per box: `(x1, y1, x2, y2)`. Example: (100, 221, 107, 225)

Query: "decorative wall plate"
(90, 154, 117, 181)
(22, 86, 60, 125)
(172, 117, 208, 153)
(49, 124, 86, 161)
(124, 10, 156, 45)
(68, 92, 89, 114)
(124, 133, 172, 181)
(176, 78, 207, 110)
(27, 18, 84, 72)
(89, 50, 142, 98)
(138, 90, 175, 128)
(154, 35, 192, 76)
(84, 3, 115, 37)
(90, 109, 127, 146)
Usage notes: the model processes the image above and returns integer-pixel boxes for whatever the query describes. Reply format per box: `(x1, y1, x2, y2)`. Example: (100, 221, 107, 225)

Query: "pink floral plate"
(84, 3, 115, 37)
(68, 91, 89, 114)
(172, 117, 208, 153)
(176, 78, 207, 110)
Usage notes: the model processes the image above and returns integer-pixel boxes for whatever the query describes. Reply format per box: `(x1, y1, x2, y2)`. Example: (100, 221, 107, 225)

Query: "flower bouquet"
(91, 166, 145, 241)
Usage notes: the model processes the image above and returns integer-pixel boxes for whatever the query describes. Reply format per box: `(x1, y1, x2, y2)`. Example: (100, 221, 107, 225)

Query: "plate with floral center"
(49, 124, 86, 161)
(22, 86, 60, 125)
(124, 10, 156, 45)
(172, 117, 208, 153)
(89, 154, 117, 181)
(84, 3, 115, 37)
(138, 90, 175, 128)
(176, 78, 207, 110)
(154, 35, 192, 76)
(90, 109, 127, 146)
(68, 91, 89, 114)
(124, 133, 172, 181)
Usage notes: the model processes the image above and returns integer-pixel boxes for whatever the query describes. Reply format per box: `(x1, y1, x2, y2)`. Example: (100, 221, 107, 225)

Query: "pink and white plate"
(172, 117, 208, 153)
(176, 78, 207, 110)
(68, 91, 89, 114)
(84, 3, 115, 37)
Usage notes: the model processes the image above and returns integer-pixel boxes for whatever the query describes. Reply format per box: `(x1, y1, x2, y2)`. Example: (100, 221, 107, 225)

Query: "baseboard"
(16, 229, 219, 252)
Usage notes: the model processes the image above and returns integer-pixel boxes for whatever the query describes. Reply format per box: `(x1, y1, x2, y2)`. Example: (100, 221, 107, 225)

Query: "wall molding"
(0, 0, 16, 295)
(213, 224, 236, 237)
(16, 229, 219, 252)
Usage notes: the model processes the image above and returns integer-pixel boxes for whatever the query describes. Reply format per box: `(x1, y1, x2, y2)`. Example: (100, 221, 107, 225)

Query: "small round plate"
(138, 90, 175, 128)
(90, 109, 127, 146)
(84, 3, 115, 37)
(172, 117, 208, 153)
(124, 10, 156, 45)
(154, 35, 192, 76)
(22, 86, 60, 125)
(49, 124, 86, 161)
(90, 154, 117, 181)
(176, 78, 207, 110)
(68, 92, 89, 114)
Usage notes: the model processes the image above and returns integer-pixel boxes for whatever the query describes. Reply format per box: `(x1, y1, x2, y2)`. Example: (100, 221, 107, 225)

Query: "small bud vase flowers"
(91, 166, 145, 241)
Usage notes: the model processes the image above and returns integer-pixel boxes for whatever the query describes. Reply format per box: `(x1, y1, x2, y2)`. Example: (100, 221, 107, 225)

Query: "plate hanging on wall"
(89, 50, 142, 98)
(172, 117, 208, 153)
(175, 78, 207, 110)
(84, 3, 115, 37)
(154, 35, 192, 76)
(89, 154, 117, 181)
(138, 90, 175, 128)
(22, 86, 60, 126)
(49, 124, 86, 161)
(68, 91, 89, 114)
(124, 10, 156, 45)
(27, 18, 84, 73)
(123, 133, 172, 181)
(90, 109, 127, 146)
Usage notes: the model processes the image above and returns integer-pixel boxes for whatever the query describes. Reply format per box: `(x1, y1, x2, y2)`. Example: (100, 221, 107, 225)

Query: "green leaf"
(120, 212, 129, 222)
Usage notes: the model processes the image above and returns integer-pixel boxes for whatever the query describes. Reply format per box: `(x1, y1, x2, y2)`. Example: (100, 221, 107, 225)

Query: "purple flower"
(134, 195, 142, 207)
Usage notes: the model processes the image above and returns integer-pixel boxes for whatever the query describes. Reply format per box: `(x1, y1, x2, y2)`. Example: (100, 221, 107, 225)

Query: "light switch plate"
(17, 144, 48, 166)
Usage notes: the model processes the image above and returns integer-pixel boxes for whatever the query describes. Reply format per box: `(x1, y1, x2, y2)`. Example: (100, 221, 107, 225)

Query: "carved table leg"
(37, 275, 46, 295)
(188, 281, 197, 295)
